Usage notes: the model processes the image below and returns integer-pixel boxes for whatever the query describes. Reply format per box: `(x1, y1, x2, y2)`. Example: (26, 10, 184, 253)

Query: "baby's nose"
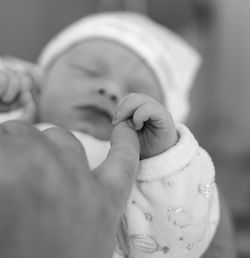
(97, 88, 117, 102)
(96, 81, 123, 103)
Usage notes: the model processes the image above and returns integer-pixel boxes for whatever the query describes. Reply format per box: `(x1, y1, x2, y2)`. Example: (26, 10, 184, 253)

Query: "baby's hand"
(113, 93, 178, 159)
(0, 69, 29, 111)
(0, 57, 39, 120)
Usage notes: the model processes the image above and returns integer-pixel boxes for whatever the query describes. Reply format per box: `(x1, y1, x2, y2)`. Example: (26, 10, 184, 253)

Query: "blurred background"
(0, 0, 249, 257)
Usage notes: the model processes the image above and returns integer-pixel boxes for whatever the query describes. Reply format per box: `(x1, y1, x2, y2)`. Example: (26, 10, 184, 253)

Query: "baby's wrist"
(165, 127, 178, 150)
(159, 119, 178, 151)
(157, 109, 178, 152)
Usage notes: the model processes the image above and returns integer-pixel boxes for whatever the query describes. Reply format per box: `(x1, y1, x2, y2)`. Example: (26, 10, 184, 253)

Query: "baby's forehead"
(64, 38, 149, 71)
(70, 39, 143, 60)
(48, 38, 163, 97)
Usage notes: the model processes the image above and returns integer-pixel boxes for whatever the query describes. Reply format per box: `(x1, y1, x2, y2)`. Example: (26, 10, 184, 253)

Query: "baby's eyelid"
(71, 64, 101, 77)
(83, 67, 101, 77)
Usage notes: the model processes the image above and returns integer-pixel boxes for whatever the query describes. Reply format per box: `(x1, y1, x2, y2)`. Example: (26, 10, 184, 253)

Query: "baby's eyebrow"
(69, 58, 105, 71)
(82, 57, 108, 71)
(91, 57, 108, 70)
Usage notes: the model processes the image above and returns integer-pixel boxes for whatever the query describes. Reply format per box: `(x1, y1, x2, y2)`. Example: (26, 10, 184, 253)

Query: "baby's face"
(38, 39, 163, 140)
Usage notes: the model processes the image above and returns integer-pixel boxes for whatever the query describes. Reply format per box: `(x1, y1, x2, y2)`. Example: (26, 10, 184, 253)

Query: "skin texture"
(0, 120, 140, 258)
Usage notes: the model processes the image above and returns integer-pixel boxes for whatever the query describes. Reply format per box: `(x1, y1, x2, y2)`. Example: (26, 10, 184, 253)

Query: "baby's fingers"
(132, 102, 162, 130)
(0, 70, 21, 104)
(113, 93, 157, 125)
(0, 71, 9, 97)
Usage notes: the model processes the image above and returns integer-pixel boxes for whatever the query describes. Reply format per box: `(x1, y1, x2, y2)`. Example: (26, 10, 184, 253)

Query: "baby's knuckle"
(128, 92, 138, 98)
(143, 103, 153, 113)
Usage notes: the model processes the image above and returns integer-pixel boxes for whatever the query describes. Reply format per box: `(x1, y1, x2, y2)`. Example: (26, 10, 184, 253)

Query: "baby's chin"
(38, 111, 113, 140)
(71, 120, 113, 141)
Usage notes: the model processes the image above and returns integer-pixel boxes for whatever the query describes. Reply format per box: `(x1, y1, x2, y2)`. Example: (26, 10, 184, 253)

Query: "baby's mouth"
(74, 105, 113, 122)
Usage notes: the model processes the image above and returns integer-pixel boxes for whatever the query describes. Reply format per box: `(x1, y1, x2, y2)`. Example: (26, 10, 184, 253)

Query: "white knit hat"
(38, 12, 201, 122)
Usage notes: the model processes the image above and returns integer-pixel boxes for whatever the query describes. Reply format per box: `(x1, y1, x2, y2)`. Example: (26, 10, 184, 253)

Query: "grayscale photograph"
(0, 0, 248, 257)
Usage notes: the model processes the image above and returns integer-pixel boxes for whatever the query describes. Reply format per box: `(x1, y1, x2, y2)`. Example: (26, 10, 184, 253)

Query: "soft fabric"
(38, 12, 201, 122)
(119, 124, 219, 258)
(37, 123, 220, 258)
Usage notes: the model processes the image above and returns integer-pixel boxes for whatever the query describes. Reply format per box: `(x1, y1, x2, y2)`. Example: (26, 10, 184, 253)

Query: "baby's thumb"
(93, 121, 140, 211)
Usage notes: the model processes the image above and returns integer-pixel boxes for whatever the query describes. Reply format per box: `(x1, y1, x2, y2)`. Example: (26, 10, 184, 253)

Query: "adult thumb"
(93, 121, 140, 210)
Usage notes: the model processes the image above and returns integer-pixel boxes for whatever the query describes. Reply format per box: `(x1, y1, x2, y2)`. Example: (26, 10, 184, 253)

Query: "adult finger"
(93, 121, 140, 211)
(113, 93, 157, 125)
(43, 127, 91, 178)
(0, 120, 43, 139)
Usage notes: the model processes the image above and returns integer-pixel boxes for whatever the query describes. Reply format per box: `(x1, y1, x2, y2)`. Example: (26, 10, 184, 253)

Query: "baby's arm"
(113, 94, 219, 258)
(0, 56, 40, 122)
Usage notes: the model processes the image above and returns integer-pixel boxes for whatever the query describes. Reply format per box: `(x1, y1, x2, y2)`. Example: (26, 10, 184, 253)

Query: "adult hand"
(0, 120, 140, 258)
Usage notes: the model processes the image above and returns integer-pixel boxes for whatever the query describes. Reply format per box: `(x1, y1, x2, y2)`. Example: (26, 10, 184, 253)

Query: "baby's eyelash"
(71, 64, 101, 77)
(82, 67, 100, 77)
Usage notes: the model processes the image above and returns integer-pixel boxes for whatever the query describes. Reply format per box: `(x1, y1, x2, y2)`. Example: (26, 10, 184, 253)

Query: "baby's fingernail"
(112, 111, 120, 124)
(127, 119, 134, 129)
(112, 116, 117, 125)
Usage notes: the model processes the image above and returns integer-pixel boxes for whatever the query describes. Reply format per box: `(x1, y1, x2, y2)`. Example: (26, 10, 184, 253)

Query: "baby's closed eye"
(70, 63, 103, 78)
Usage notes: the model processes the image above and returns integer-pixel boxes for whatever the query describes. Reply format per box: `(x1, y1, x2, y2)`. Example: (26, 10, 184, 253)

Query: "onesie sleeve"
(116, 123, 220, 258)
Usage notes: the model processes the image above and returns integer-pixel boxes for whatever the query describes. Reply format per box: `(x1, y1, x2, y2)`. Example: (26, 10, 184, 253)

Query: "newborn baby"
(0, 12, 219, 258)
